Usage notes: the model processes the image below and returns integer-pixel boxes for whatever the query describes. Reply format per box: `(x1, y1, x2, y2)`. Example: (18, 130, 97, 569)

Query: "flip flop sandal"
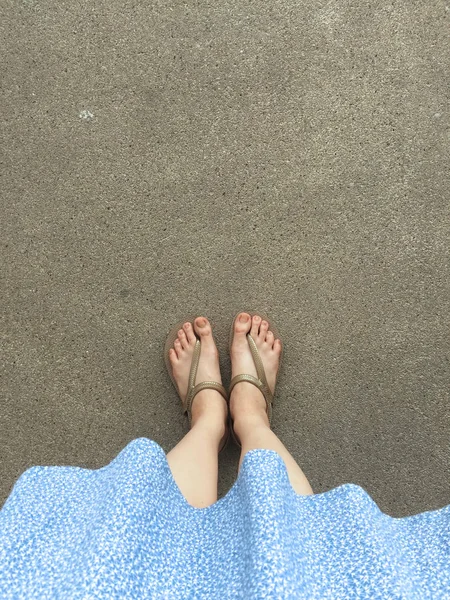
(164, 316, 230, 453)
(228, 311, 283, 448)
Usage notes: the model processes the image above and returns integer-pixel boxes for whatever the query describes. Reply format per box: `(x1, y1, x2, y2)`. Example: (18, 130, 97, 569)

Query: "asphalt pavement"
(2, 0, 449, 516)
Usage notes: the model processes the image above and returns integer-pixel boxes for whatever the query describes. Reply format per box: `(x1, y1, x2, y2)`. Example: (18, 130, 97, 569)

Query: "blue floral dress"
(0, 438, 448, 599)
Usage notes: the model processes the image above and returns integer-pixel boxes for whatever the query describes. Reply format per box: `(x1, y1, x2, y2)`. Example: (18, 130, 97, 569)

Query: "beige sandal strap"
(185, 382, 228, 424)
(229, 373, 262, 392)
(229, 371, 273, 424)
(188, 338, 202, 390)
(184, 338, 228, 424)
(229, 332, 274, 421)
(228, 327, 278, 447)
(247, 333, 271, 397)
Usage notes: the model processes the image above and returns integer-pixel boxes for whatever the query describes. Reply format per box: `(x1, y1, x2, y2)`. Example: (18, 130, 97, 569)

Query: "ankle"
(191, 414, 227, 445)
(229, 384, 268, 424)
(190, 391, 228, 432)
(232, 412, 270, 442)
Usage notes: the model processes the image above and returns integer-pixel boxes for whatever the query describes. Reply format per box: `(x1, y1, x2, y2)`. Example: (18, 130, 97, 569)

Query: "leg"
(230, 313, 313, 496)
(165, 317, 228, 508)
(233, 405, 313, 495)
(167, 392, 227, 508)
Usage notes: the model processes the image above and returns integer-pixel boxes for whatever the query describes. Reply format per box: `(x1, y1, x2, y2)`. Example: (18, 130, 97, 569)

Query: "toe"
(169, 348, 178, 364)
(194, 316, 212, 338)
(260, 320, 269, 339)
(274, 339, 282, 354)
(183, 322, 197, 344)
(265, 330, 274, 346)
(250, 315, 261, 337)
(178, 329, 188, 349)
(174, 338, 182, 357)
(234, 313, 251, 334)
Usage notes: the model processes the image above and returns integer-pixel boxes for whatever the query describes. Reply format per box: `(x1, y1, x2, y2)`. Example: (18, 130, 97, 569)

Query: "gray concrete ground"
(1, 0, 449, 517)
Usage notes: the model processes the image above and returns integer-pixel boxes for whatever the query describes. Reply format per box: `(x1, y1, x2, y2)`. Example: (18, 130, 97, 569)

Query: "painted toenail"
(239, 314, 248, 322)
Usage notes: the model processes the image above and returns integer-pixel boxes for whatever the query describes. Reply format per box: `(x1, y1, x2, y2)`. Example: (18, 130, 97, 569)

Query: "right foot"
(229, 313, 282, 435)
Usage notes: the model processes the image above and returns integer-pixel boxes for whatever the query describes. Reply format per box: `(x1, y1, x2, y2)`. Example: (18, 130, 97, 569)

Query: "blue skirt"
(0, 438, 448, 599)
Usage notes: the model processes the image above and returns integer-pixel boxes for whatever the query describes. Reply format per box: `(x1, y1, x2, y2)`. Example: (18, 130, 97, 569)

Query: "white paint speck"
(79, 110, 94, 121)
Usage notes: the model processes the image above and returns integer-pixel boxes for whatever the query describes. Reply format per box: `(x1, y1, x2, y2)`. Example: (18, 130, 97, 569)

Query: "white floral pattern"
(0, 438, 448, 599)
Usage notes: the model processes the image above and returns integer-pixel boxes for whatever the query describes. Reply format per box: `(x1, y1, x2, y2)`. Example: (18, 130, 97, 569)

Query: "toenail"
(179, 330, 183, 335)
(184, 323, 190, 329)
(239, 314, 248, 322)
(254, 316, 260, 322)
(197, 318, 206, 327)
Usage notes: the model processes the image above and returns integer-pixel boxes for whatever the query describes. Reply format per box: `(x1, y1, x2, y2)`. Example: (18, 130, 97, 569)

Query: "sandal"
(228, 311, 283, 448)
(164, 317, 230, 452)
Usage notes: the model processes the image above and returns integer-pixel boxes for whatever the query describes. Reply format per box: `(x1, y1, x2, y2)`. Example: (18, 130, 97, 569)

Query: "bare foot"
(229, 313, 282, 434)
(168, 317, 227, 435)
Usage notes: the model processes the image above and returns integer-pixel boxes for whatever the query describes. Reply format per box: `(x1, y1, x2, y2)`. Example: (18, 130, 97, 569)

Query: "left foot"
(169, 317, 228, 442)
